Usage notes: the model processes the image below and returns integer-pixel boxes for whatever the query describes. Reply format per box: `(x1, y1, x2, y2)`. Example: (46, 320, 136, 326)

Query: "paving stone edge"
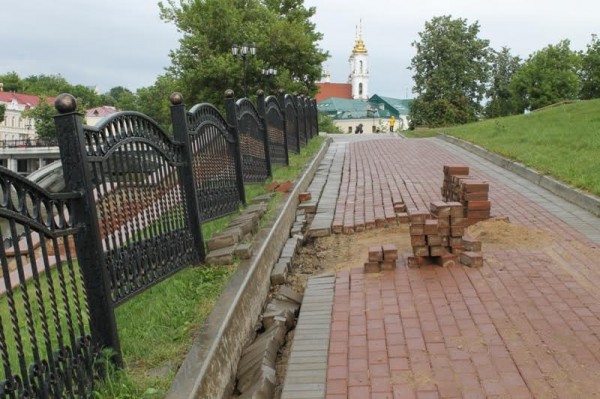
(166, 137, 332, 399)
(437, 133, 600, 216)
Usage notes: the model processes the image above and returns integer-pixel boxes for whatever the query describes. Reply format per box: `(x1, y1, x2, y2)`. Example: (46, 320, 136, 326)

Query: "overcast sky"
(1, 0, 598, 99)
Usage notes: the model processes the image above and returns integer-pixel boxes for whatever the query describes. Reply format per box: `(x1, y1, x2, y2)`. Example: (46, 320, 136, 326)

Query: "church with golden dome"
(316, 22, 411, 133)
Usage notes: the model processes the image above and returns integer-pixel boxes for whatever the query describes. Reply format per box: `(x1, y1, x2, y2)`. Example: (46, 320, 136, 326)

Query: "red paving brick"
(325, 139, 600, 398)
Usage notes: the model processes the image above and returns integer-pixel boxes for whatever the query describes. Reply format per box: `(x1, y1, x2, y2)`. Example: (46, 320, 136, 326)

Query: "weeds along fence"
(0, 90, 318, 398)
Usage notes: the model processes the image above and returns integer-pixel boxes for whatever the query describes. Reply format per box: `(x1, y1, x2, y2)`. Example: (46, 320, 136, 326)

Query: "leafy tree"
(510, 40, 581, 111)
(21, 74, 72, 97)
(159, 0, 327, 106)
(409, 16, 491, 127)
(580, 34, 600, 99)
(0, 71, 23, 92)
(0, 104, 5, 123)
(485, 47, 522, 118)
(135, 74, 178, 132)
(23, 97, 57, 140)
(23, 96, 87, 140)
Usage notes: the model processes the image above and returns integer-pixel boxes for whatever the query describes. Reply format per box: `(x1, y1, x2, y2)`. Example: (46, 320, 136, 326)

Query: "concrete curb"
(166, 137, 332, 399)
(436, 133, 600, 216)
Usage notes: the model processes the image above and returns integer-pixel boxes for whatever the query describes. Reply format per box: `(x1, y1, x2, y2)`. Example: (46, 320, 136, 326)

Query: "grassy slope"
(407, 100, 600, 196)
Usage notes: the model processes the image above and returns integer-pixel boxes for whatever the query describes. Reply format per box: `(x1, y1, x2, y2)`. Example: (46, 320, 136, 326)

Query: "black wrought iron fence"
(173, 94, 244, 223)
(258, 92, 288, 167)
(296, 96, 308, 148)
(0, 88, 318, 398)
(281, 93, 300, 154)
(228, 95, 271, 184)
(0, 168, 96, 398)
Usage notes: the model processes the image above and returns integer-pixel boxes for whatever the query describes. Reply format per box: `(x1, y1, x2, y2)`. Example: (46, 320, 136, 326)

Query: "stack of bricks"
(441, 165, 491, 226)
(364, 244, 398, 273)
(407, 202, 483, 268)
(393, 201, 410, 223)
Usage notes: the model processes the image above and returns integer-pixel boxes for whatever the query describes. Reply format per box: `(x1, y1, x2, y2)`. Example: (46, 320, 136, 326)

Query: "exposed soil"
(465, 218, 552, 250)
(287, 225, 412, 294)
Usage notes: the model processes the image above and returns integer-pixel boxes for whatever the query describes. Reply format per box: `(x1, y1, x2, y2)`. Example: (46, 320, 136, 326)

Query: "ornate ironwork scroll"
(0, 168, 95, 398)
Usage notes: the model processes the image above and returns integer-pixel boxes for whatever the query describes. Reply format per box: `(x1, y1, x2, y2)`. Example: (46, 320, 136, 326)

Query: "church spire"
(352, 19, 368, 54)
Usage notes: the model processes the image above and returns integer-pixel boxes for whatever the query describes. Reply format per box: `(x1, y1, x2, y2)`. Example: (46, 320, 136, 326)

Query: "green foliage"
(0, 71, 23, 92)
(580, 34, 600, 99)
(0, 104, 5, 123)
(410, 15, 491, 127)
(509, 40, 581, 111)
(135, 75, 178, 132)
(443, 99, 600, 196)
(317, 112, 341, 133)
(22, 96, 57, 139)
(21, 74, 72, 97)
(159, 0, 328, 107)
(485, 47, 522, 118)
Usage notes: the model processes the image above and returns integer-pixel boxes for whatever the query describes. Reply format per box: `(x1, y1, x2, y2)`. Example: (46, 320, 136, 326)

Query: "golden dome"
(353, 37, 367, 54)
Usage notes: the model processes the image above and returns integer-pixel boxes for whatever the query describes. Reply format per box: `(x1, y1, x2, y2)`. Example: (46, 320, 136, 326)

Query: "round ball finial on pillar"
(55, 94, 77, 114)
(169, 92, 184, 105)
(225, 89, 235, 99)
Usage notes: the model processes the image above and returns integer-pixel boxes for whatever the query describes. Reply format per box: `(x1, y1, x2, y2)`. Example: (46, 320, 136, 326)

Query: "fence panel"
(309, 99, 318, 138)
(233, 98, 270, 184)
(282, 94, 299, 154)
(0, 168, 95, 398)
(296, 97, 307, 148)
(186, 103, 244, 222)
(83, 113, 199, 305)
(262, 95, 288, 166)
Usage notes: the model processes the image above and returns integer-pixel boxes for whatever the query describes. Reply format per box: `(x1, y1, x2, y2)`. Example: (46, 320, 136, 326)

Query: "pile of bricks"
(364, 244, 398, 273)
(407, 202, 483, 268)
(393, 201, 410, 223)
(441, 165, 491, 226)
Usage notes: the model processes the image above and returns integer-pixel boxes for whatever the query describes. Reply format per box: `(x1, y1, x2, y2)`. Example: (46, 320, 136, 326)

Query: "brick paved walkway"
(291, 136, 600, 399)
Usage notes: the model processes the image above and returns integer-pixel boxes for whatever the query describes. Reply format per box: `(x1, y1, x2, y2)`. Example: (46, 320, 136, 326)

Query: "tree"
(135, 74, 178, 132)
(580, 34, 600, 99)
(21, 74, 72, 97)
(509, 40, 581, 111)
(409, 16, 491, 127)
(0, 104, 5, 123)
(0, 71, 23, 92)
(158, 0, 328, 106)
(23, 97, 57, 140)
(485, 47, 522, 118)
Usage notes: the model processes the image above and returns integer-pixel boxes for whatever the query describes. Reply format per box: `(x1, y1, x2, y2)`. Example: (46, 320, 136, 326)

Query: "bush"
(317, 112, 342, 133)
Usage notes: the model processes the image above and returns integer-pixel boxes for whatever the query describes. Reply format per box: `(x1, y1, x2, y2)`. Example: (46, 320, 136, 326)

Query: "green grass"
(93, 136, 326, 397)
(439, 99, 600, 196)
(0, 257, 91, 386)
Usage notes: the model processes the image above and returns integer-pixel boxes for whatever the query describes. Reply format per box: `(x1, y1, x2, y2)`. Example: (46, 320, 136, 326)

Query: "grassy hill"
(410, 100, 600, 197)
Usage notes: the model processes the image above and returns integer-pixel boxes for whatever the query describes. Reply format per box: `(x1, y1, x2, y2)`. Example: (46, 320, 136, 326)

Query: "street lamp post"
(232, 42, 256, 98)
(262, 67, 277, 93)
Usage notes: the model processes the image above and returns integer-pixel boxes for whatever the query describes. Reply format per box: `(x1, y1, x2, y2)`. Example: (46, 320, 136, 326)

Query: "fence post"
(53, 94, 122, 366)
(169, 93, 206, 262)
(293, 93, 301, 153)
(256, 90, 273, 178)
(278, 90, 290, 165)
(225, 89, 247, 205)
(313, 99, 319, 137)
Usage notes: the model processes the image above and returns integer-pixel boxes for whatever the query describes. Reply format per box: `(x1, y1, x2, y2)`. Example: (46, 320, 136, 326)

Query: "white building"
(0, 84, 53, 143)
(348, 22, 369, 100)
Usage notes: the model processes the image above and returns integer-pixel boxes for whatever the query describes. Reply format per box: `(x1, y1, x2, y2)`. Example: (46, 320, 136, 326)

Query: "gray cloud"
(2, 0, 598, 99)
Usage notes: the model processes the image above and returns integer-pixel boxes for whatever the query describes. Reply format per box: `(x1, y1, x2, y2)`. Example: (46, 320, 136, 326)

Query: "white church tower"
(348, 21, 369, 100)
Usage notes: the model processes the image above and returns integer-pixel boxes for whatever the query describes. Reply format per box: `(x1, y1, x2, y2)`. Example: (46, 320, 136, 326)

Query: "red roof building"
(0, 92, 55, 109)
(315, 82, 352, 102)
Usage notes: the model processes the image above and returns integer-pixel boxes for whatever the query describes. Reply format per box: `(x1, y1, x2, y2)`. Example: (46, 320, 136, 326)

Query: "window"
(348, 126, 352, 133)
(360, 61, 363, 73)
(359, 83, 363, 96)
